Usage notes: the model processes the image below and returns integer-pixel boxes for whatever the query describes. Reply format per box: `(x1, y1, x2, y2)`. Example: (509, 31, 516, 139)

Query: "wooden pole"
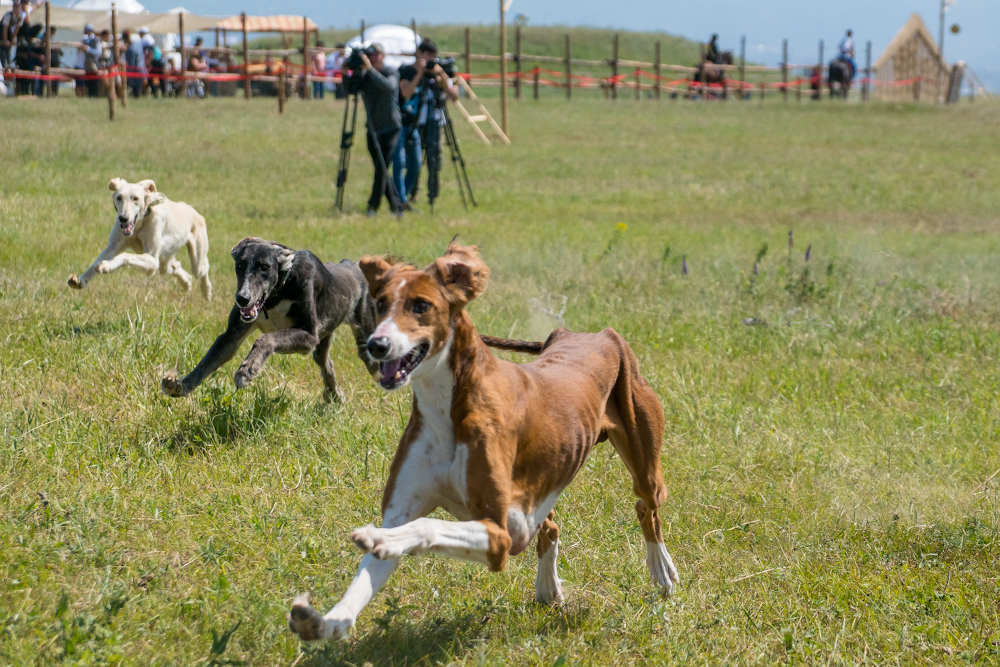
(565, 34, 571, 100)
(818, 39, 823, 101)
(302, 16, 309, 100)
(635, 67, 640, 100)
(178, 11, 185, 74)
(533, 66, 539, 99)
(699, 42, 706, 99)
(611, 33, 618, 99)
(499, 0, 508, 136)
(108, 5, 117, 120)
(241, 13, 250, 100)
(278, 52, 286, 113)
(654, 40, 661, 100)
(360, 20, 365, 40)
(215, 27, 219, 48)
(739, 35, 745, 99)
(514, 25, 521, 99)
(464, 26, 471, 83)
(117, 7, 126, 106)
(863, 40, 871, 101)
(782, 39, 788, 103)
(44, 1, 51, 97)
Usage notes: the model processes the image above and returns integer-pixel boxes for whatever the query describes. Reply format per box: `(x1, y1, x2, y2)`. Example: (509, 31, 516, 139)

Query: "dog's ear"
(231, 237, 259, 259)
(276, 247, 296, 273)
(138, 180, 166, 208)
(429, 241, 490, 308)
(108, 177, 126, 191)
(359, 255, 394, 297)
(138, 179, 157, 194)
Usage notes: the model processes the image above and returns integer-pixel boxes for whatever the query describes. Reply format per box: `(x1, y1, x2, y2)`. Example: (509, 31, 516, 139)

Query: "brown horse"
(692, 51, 733, 98)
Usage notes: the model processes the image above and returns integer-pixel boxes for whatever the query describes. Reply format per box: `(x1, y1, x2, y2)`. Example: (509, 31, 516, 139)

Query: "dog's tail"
(480, 335, 543, 355)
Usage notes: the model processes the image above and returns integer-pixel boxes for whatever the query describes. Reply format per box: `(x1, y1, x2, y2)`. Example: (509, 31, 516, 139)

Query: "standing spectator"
(2, 0, 31, 71)
(144, 37, 164, 97)
(358, 43, 402, 215)
(80, 24, 102, 98)
(311, 39, 326, 99)
(186, 37, 207, 98)
(123, 28, 146, 98)
(326, 41, 345, 98)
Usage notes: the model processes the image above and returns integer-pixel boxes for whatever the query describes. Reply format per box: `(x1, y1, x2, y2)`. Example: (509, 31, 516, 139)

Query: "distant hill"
(251, 24, 705, 70)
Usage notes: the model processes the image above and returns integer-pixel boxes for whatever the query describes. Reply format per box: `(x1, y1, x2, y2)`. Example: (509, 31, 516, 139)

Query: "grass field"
(2, 94, 1000, 666)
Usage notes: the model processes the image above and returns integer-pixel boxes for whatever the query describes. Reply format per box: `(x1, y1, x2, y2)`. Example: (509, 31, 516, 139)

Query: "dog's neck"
(410, 311, 493, 417)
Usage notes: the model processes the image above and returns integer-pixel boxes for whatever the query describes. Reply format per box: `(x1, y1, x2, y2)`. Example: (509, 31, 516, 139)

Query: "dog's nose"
(235, 294, 251, 308)
(367, 336, 392, 359)
(118, 215, 129, 223)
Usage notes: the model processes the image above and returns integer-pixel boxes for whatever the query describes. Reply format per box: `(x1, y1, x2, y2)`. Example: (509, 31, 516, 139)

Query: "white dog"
(68, 178, 212, 299)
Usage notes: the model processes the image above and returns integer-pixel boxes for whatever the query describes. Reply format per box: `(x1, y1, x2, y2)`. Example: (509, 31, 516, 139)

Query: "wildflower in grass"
(617, 222, 628, 232)
(805, 244, 812, 261)
(600, 222, 628, 258)
(788, 230, 793, 249)
(682, 255, 688, 275)
(753, 262, 758, 276)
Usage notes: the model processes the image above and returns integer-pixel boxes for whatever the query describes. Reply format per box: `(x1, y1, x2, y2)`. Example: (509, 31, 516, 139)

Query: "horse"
(692, 50, 733, 99)
(827, 57, 853, 99)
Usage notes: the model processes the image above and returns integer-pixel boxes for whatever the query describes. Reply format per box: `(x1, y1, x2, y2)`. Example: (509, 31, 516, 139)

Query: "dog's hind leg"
(534, 511, 563, 604)
(166, 258, 193, 292)
(313, 334, 344, 402)
(188, 222, 211, 300)
(601, 329, 679, 596)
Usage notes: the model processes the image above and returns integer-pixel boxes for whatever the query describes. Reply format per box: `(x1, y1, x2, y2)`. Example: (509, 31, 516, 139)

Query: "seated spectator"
(311, 39, 326, 98)
(326, 41, 345, 98)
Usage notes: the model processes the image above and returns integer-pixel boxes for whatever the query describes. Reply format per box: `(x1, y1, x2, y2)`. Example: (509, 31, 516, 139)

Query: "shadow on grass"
(300, 601, 593, 666)
(44, 320, 129, 339)
(167, 384, 291, 453)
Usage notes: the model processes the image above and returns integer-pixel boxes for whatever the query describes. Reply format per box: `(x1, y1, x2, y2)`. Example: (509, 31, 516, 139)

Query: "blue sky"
(139, 0, 999, 89)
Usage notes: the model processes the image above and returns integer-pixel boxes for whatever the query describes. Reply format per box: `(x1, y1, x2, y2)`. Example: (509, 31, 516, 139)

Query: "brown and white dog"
(287, 241, 679, 641)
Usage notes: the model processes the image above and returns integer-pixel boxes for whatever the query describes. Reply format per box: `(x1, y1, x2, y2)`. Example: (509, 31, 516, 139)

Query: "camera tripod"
(402, 75, 477, 213)
(334, 91, 403, 214)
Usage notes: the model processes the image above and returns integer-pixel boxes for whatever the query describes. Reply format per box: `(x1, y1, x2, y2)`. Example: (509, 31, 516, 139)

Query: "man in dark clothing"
(357, 42, 402, 216)
(706, 34, 722, 65)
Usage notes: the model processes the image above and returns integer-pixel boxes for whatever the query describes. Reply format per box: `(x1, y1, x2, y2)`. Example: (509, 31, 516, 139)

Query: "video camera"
(342, 45, 377, 95)
(422, 55, 456, 80)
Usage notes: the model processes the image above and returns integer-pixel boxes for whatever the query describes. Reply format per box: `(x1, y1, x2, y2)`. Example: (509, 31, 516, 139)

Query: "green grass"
(2, 94, 1000, 665)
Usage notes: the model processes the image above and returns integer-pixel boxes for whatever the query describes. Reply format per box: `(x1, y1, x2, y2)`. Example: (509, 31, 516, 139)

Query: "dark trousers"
(366, 128, 401, 212)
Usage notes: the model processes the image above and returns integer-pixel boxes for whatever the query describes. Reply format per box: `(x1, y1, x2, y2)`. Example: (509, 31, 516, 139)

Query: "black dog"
(161, 237, 377, 401)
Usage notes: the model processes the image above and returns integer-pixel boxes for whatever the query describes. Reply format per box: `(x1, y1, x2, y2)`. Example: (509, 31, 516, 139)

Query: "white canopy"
(347, 24, 420, 69)
(68, 0, 147, 12)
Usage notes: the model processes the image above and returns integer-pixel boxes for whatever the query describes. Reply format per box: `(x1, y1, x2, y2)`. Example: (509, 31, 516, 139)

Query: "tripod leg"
(335, 94, 359, 212)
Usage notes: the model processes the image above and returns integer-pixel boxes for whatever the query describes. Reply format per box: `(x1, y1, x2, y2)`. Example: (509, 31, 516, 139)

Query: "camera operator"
(394, 38, 457, 206)
(356, 42, 402, 216)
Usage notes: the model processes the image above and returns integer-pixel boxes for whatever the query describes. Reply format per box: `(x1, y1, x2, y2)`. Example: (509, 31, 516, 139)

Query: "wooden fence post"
(360, 20, 365, 40)
(43, 1, 51, 96)
(177, 10, 184, 76)
(654, 40, 661, 100)
(499, 0, 508, 135)
(565, 34, 571, 100)
(739, 35, 745, 99)
(108, 5, 117, 120)
(533, 67, 539, 99)
(301, 17, 309, 99)
(699, 42, 706, 99)
(242, 13, 250, 100)
(611, 33, 618, 99)
(278, 51, 285, 113)
(863, 40, 871, 101)
(782, 39, 788, 103)
(514, 25, 521, 99)
(817, 39, 823, 101)
(464, 26, 471, 84)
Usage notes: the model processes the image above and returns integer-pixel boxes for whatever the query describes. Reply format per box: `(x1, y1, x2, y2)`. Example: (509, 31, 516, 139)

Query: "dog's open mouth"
(378, 342, 430, 390)
(120, 218, 136, 236)
(238, 295, 266, 322)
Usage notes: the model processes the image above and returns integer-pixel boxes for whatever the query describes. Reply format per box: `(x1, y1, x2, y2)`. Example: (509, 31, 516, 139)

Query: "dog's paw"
(96, 261, 112, 274)
(234, 367, 252, 390)
(288, 594, 354, 642)
(323, 386, 347, 404)
(67, 275, 83, 289)
(160, 371, 188, 398)
(351, 525, 408, 560)
(646, 542, 679, 597)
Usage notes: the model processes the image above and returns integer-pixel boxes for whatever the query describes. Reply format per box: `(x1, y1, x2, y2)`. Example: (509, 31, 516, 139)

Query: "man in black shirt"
(357, 42, 402, 216)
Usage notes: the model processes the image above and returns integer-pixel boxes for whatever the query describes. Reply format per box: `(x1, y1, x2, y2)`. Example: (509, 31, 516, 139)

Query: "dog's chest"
(255, 300, 294, 333)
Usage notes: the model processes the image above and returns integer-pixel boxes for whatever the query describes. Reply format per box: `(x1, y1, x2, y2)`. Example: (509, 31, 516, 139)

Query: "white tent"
(347, 24, 420, 69)
(68, 0, 148, 12)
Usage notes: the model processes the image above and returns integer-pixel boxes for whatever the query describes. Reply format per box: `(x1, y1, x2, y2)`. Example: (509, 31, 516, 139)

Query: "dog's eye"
(376, 298, 389, 314)
(411, 299, 431, 315)
(236, 261, 247, 271)
(117, 195, 122, 201)
(259, 263, 270, 272)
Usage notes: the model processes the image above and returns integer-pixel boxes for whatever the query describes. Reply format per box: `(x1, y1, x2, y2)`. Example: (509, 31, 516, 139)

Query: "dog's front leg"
(97, 251, 161, 276)
(288, 554, 398, 641)
(162, 309, 252, 397)
(68, 234, 127, 289)
(234, 328, 319, 390)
